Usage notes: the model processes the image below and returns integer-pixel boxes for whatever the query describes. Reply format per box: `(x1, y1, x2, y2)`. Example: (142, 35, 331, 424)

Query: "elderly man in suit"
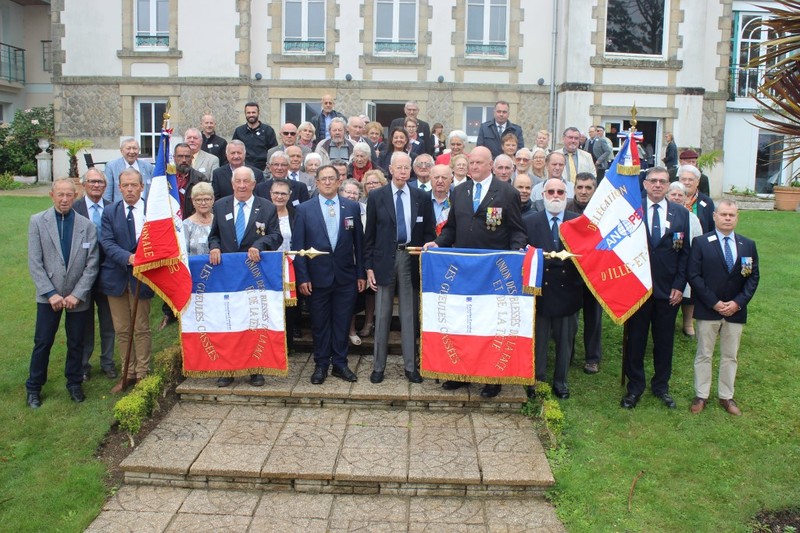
(364, 152, 436, 384)
(688, 200, 759, 416)
(390, 101, 434, 155)
(310, 94, 346, 145)
(285, 145, 316, 193)
(257, 151, 310, 206)
(184, 127, 220, 181)
(425, 146, 527, 398)
(524, 178, 583, 399)
(477, 100, 525, 158)
(592, 126, 614, 181)
(104, 138, 155, 203)
(208, 166, 283, 387)
(559, 127, 596, 184)
(293, 164, 366, 385)
(621, 167, 691, 410)
(73, 168, 116, 381)
(26, 178, 100, 408)
(211, 140, 265, 200)
(100, 168, 156, 393)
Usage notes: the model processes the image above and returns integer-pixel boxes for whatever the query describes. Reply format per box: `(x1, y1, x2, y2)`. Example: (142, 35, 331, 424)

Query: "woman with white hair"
(303, 152, 322, 178)
(435, 129, 468, 166)
(347, 142, 374, 182)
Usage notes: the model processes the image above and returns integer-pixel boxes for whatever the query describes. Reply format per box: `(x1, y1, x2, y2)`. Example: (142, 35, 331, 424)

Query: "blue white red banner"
(560, 131, 652, 324)
(180, 252, 288, 377)
(420, 248, 541, 385)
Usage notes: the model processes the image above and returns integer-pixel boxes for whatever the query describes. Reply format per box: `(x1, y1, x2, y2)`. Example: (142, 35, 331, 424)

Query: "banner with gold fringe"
(560, 130, 652, 324)
(180, 252, 288, 378)
(420, 248, 539, 385)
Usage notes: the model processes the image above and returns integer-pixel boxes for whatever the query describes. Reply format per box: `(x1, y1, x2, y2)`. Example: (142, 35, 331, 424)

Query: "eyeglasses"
(415, 163, 433, 168)
(86, 180, 105, 185)
(392, 166, 412, 171)
(364, 181, 380, 186)
(515, 158, 530, 163)
(270, 192, 289, 197)
(647, 179, 669, 185)
(545, 189, 566, 196)
(193, 197, 213, 203)
(318, 176, 338, 183)
(281, 131, 297, 136)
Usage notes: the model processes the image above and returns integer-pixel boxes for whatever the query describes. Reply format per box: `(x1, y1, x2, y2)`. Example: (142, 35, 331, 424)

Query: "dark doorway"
(374, 102, 406, 137)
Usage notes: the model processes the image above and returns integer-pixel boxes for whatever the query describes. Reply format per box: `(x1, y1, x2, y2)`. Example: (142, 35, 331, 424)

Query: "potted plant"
(58, 138, 93, 182)
(774, 174, 800, 211)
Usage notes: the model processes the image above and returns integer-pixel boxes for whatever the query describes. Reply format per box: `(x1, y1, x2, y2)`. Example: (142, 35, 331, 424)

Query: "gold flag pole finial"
(630, 103, 638, 131)
(285, 247, 330, 259)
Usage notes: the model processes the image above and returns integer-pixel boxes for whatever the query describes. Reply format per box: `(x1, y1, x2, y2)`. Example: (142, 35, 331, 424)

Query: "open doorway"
(603, 118, 658, 167)
(373, 102, 406, 137)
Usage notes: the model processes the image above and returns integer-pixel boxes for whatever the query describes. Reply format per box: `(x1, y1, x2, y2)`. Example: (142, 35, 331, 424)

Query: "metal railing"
(0, 42, 25, 83)
(729, 65, 765, 99)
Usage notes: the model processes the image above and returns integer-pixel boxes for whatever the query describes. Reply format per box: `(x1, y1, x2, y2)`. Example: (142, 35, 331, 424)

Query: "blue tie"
(235, 201, 246, 245)
(724, 236, 734, 273)
(126, 205, 136, 243)
(325, 199, 338, 248)
(650, 204, 661, 246)
(91, 203, 102, 240)
(551, 216, 561, 251)
(473, 182, 482, 213)
(396, 190, 407, 244)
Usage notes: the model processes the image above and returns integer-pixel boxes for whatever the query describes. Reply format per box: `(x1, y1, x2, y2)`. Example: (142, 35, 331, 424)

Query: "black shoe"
(442, 380, 468, 390)
(68, 387, 86, 403)
(332, 365, 357, 382)
(216, 377, 234, 388)
(480, 384, 502, 398)
(369, 371, 384, 384)
(103, 367, 118, 379)
(525, 386, 536, 399)
(405, 370, 423, 383)
(554, 389, 570, 399)
(311, 365, 328, 385)
(656, 393, 676, 409)
(249, 374, 265, 387)
(292, 329, 302, 339)
(26, 392, 42, 409)
(620, 393, 641, 409)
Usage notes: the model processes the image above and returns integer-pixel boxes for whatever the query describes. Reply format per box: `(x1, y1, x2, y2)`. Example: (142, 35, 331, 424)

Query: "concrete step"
(291, 326, 402, 356)
(177, 353, 529, 412)
(87, 485, 565, 532)
(119, 402, 554, 497)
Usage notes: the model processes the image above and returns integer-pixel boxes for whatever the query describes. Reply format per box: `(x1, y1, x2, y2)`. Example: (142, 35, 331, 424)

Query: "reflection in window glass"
(464, 105, 494, 139)
(756, 132, 783, 193)
(605, 0, 665, 56)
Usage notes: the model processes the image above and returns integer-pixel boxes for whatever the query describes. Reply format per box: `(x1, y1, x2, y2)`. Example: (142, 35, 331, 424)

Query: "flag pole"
(620, 103, 640, 389)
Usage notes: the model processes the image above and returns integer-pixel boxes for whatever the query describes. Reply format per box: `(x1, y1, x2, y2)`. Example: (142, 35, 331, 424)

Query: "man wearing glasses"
(268, 122, 311, 162)
(257, 151, 310, 206)
(621, 167, 691, 410)
(523, 178, 583, 399)
(409, 153, 434, 191)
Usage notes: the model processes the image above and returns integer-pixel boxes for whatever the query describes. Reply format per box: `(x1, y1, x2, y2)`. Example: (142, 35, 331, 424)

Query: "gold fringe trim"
(522, 286, 541, 296)
(135, 275, 188, 315)
(284, 297, 297, 307)
(283, 281, 296, 291)
(616, 165, 641, 176)
(181, 366, 289, 379)
(419, 369, 535, 386)
(133, 256, 182, 275)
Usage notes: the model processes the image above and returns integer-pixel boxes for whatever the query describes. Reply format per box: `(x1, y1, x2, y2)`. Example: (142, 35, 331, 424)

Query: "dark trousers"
(624, 297, 679, 397)
(535, 312, 578, 395)
(576, 287, 603, 364)
(81, 290, 116, 372)
(26, 303, 88, 393)
(308, 281, 357, 369)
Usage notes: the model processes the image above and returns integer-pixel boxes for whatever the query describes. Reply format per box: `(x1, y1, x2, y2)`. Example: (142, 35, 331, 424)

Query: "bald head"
(469, 146, 493, 182)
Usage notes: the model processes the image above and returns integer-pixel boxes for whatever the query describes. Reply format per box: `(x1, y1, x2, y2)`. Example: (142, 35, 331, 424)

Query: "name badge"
(664, 220, 671, 229)
(82, 242, 91, 249)
(199, 168, 206, 173)
(416, 216, 423, 222)
(344, 216, 354, 230)
(708, 235, 718, 242)
(179, 188, 186, 195)
(225, 213, 233, 221)
(700, 200, 708, 208)
(292, 199, 300, 206)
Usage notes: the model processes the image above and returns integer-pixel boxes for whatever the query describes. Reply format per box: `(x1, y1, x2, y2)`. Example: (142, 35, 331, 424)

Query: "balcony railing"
(0, 42, 25, 83)
(729, 65, 765, 100)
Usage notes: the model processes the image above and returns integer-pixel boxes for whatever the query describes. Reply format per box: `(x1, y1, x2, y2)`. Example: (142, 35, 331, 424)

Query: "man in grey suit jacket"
(185, 127, 220, 181)
(103, 138, 155, 203)
(26, 178, 100, 408)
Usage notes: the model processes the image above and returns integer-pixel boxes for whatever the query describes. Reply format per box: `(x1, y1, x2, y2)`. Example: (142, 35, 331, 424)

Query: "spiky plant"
(58, 138, 93, 178)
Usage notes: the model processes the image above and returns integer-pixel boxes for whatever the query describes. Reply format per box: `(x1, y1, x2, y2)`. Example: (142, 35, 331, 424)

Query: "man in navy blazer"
(211, 140, 265, 200)
(256, 151, 310, 206)
(476, 101, 525, 158)
(688, 200, 759, 416)
(364, 152, 436, 384)
(74, 168, 116, 381)
(622, 167, 691, 410)
(208, 166, 283, 388)
(104, 138, 155, 203)
(293, 164, 366, 385)
(99, 168, 155, 393)
(524, 179, 583, 399)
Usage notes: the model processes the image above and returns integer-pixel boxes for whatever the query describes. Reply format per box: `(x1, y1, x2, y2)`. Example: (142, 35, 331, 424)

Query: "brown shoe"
(583, 363, 599, 374)
(690, 397, 706, 414)
(110, 377, 137, 394)
(719, 398, 742, 416)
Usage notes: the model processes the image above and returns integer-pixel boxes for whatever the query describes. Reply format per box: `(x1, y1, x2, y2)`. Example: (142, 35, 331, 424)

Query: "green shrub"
(0, 106, 54, 174)
(19, 162, 37, 176)
(113, 394, 147, 435)
(133, 374, 164, 415)
(0, 171, 20, 190)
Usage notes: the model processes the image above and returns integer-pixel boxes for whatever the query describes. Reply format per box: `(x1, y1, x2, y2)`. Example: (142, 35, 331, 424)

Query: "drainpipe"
(548, 0, 559, 150)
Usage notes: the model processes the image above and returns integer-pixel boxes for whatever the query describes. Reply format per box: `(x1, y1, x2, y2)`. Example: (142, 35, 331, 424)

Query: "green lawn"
(551, 210, 800, 532)
(0, 197, 797, 532)
(0, 196, 179, 532)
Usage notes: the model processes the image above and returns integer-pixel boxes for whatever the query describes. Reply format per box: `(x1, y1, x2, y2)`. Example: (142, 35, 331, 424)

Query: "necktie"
(473, 182, 482, 213)
(724, 236, 734, 272)
(396, 190, 407, 244)
(551, 216, 561, 251)
(419, 183, 427, 192)
(567, 153, 577, 183)
(325, 199, 338, 247)
(126, 205, 136, 243)
(290, 171, 297, 181)
(235, 201, 246, 245)
(91, 203, 102, 240)
(497, 124, 504, 136)
(650, 204, 661, 246)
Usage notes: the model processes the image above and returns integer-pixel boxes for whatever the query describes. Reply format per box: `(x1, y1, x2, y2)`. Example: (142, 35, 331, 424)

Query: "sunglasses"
(545, 189, 566, 196)
(281, 131, 297, 136)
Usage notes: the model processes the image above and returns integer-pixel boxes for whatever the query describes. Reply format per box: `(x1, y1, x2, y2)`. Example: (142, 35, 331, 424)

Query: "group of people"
(26, 97, 759, 417)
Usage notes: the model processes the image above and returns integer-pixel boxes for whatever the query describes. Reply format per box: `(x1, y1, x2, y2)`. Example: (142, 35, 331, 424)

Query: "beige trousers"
(694, 319, 744, 400)
(108, 290, 152, 379)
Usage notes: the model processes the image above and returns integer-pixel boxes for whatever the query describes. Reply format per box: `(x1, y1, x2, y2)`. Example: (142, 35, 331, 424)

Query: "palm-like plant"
(58, 139, 93, 178)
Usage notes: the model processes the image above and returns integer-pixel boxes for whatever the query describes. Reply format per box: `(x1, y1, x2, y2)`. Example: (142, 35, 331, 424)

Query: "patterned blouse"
(183, 218, 212, 256)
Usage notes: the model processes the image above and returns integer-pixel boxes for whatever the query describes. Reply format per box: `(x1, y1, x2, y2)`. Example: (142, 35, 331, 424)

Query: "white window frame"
(464, 104, 495, 143)
(135, 0, 169, 50)
(604, 0, 669, 59)
(283, 0, 326, 54)
(282, 100, 322, 126)
(465, 0, 509, 59)
(730, 11, 776, 100)
(374, 0, 418, 56)
(134, 99, 168, 159)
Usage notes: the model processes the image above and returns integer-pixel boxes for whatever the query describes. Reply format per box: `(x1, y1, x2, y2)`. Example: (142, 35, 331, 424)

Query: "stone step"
(177, 353, 529, 412)
(120, 402, 554, 497)
(292, 326, 403, 356)
(87, 485, 565, 532)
